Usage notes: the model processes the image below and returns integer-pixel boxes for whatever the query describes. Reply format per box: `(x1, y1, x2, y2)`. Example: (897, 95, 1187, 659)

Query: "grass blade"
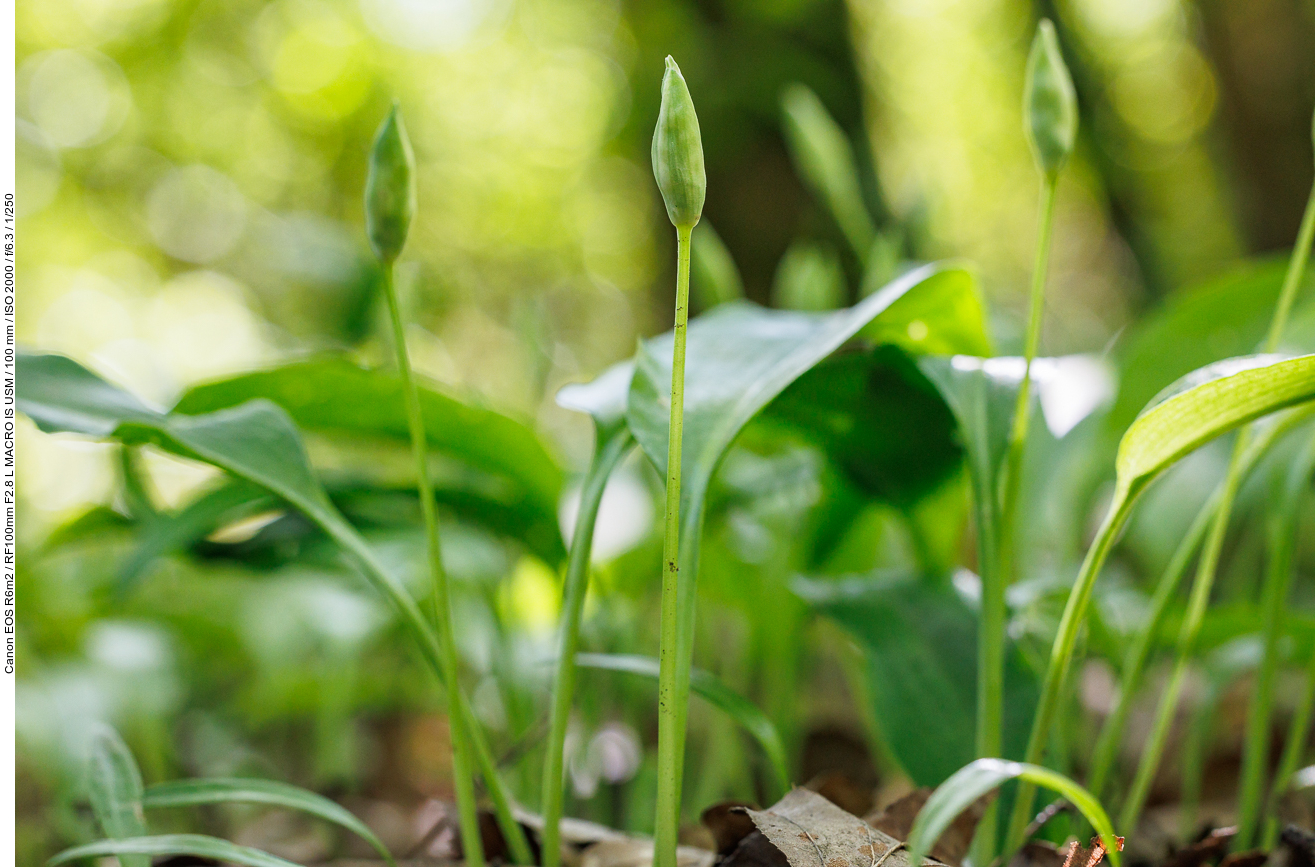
(908, 759, 1119, 867)
(86, 724, 149, 867)
(142, 778, 395, 866)
(48, 835, 300, 867)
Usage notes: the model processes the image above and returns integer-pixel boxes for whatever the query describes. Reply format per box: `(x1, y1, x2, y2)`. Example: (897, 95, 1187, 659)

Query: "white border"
(2, 0, 16, 859)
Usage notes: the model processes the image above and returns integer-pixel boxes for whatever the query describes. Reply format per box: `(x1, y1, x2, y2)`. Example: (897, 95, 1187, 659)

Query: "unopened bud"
(651, 56, 706, 229)
(365, 104, 416, 263)
(1024, 20, 1078, 179)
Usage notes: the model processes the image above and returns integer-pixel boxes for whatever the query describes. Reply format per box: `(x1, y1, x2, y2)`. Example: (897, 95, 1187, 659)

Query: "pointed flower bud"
(365, 104, 416, 263)
(1024, 20, 1078, 179)
(652, 56, 706, 229)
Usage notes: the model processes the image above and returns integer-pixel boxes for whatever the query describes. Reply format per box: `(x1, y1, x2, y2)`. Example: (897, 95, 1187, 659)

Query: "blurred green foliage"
(15, 0, 1315, 864)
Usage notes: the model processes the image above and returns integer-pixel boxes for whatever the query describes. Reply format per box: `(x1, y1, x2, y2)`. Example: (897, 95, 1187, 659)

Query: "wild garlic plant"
(365, 106, 533, 867)
(649, 56, 706, 867)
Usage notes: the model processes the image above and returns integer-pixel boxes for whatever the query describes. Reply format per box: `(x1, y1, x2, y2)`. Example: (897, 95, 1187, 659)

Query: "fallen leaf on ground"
(737, 788, 937, 867)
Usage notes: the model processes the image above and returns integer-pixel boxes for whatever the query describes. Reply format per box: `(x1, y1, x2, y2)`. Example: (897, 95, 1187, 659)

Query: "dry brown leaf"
(738, 788, 939, 867)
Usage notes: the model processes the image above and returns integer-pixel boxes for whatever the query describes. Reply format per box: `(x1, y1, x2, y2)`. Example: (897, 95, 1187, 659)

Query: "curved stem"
(1085, 493, 1213, 806)
(655, 223, 694, 867)
(1117, 427, 1251, 832)
(541, 431, 634, 867)
(1262, 643, 1315, 849)
(1265, 183, 1315, 353)
(1236, 431, 1315, 847)
(381, 264, 487, 867)
(1004, 489, 1136, 856)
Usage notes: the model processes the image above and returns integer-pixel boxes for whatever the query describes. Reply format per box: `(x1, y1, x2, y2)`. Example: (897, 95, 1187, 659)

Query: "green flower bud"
(365, 104, 416, 264)
(651, 56, 706, 229)
(1024, 20, 1078, 179)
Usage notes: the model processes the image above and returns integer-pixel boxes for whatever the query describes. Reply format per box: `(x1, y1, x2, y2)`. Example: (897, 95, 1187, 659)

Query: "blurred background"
(15, 0, 1315, 864)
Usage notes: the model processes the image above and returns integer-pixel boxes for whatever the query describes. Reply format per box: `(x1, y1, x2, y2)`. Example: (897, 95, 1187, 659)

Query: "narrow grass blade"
(86, 724, 149, 867)
(48, 835, 300, 867)
(909, 759, 1118, 867)
(143, 778, 394, 866)
(576, 653, 789, 796)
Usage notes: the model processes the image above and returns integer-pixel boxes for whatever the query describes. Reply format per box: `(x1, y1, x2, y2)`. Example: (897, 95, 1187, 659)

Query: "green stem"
(541, 430, 634, 867)
(655, 223, 694, 867)
(1236, 431, 1315, 847)
(381, 264, 487, 867)
(1085, 493, 1212, 807)
(1004, 489, 1136, 855)
(980, 176, 1057, 866)
(1262, 643, 1315, 849)
(1119, 174, 1315, 840)
(1265, 183, 1315, 353)
(1117, 427, 1251, 832)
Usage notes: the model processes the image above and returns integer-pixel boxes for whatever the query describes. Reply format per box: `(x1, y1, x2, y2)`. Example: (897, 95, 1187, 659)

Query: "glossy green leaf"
(174, 356, 563, 553)
(142, 778, 395, 866)
(793, 573, 1037, 787)
(48, 835, 300, 867)
(1115, 354, 1315, 502)
(760, 345, 960, 506)
(906, 759, 1118, 867)
(575, 652, 788, 796)
(86, 724, 149, 867)
(627, 263, 966, 517)
(864, 265, 991, 357)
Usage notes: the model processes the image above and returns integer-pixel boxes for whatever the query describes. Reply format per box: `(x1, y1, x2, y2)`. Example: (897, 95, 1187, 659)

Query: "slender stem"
(1117, 428, 1251, 831)
(1086, 493, 1213, 805)
(1237, 432, 1315, 847)
(541, 431, 634, 867)
(1265, 183, 1315, 353)
(655, 223, 694, 867)
(1118, 175, 1315, 840)
(1262, 644, 1315, 849)
(381, 264, 486, 867)
(980, 176, 1057, 865)
(1004, 489, 1135, 856)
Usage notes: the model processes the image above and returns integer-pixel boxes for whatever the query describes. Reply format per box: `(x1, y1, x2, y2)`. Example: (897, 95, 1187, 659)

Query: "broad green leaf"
(17, 350, 526, 851)
(906, 759, 1119, 867)
(18, 352, 161, 436)
(793, 573, 1037, 787)
(557, 360, 634, 436)
(174, 356, 563, 556)
(781, 83, 876, 260)
(575, 652, 788, 796)
(142, 778, 394, 866)
(627, 263, 965, 518)
(1111, 258, 1315, 430)
(1115, 354, 1315, 502)
(86, 724, 148, 867)
(623, 263, 970, 773)
(866, 266, 992, 357)
(48, 835, 300, 867)
(760, 345, 960, 506)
